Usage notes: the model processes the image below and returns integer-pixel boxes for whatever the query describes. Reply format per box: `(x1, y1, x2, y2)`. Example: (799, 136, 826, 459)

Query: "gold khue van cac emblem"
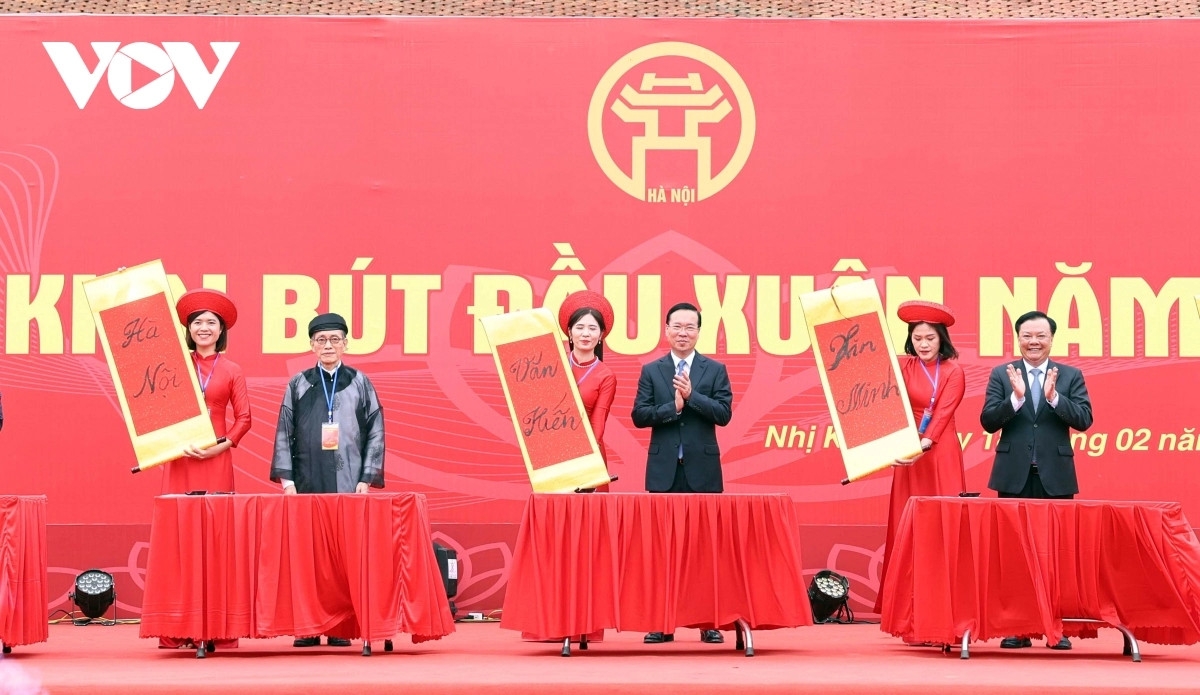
(588, 42, 755, 203)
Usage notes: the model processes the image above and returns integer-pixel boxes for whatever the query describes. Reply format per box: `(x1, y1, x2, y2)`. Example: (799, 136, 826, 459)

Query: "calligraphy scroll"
(800, 279, 922, 482)
(480, 308, 611, 492)
(83, 260, 216, 471)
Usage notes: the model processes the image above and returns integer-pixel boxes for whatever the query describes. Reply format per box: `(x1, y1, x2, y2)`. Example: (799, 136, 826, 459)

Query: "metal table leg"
(1063, 618, 1141, 662)
(1117, 626, 1142, 663)
(560, 637, 571, 657)
(735, 619, 754, 657)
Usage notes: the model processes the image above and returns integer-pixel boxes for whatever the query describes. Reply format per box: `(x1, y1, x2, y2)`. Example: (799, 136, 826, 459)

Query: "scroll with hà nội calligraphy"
(480, 308, 611, 493)
(83, 260, 217, 472)
(799, 279, 922, 483)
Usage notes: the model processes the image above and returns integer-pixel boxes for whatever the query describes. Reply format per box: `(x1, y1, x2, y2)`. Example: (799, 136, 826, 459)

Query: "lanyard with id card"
(321, 366, 340, 450)
(917, 357, 940, 435)
(194, 353, 220, 415)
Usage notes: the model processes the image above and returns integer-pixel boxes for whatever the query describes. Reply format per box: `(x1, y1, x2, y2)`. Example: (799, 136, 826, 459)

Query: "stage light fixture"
(70, 569, 115, 621)
(808, 569, 853, 623)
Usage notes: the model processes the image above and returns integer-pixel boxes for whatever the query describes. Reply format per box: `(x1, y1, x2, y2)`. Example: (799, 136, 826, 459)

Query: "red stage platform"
(1, 622, 1198, 694)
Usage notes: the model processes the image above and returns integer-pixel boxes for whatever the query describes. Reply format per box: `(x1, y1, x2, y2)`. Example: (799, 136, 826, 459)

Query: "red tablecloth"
(881, 497, 1200, 646)
(0, 495, 47, 648)
(501, 493, 813, 639)
(139, 493, 455, 644)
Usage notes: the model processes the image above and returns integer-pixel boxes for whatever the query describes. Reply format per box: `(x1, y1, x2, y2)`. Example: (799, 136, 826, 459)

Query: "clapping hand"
(673, 369, 691, 411)
(672, 371, 692, 400)
(1005, 364, 1026, 399)
(1043, 366, 1059, 403)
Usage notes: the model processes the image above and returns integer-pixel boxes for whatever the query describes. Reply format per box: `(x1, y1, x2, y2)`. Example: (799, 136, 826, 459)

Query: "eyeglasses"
(668, 324, 699, 334)
(311, 336, 345, 346)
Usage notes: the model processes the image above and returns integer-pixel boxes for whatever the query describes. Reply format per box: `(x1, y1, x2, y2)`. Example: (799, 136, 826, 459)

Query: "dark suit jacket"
(631, 353, 733, 492)
(980, 359, 1093, 496)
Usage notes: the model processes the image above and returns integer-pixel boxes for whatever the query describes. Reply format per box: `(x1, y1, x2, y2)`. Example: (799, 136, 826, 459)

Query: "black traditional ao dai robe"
(270, 365, 385, 492)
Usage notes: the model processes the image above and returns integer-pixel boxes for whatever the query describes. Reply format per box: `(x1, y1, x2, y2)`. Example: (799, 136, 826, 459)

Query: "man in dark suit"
(981, 310, 1093, 651)
(632, 301, 733, 645)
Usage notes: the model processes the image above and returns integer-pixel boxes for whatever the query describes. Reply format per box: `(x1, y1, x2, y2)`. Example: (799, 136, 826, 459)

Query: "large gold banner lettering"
(800, 279, 921, 482)
(480, 308, 611, 492)
(83, 260, 216, 472)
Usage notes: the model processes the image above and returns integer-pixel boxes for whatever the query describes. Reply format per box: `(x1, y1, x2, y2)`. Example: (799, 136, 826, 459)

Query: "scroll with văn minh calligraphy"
(83, 260, 217, 472)
(480, 308, 612, 492)
(799, 279, 922, 483)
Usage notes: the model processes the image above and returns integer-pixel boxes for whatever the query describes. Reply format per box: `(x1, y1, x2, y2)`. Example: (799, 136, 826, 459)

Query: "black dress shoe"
(700, 629, 724, 644)
(1048, 637, 1072, 650)
(293, 636, 320, 647)
(643, 632, 675, 644)
(1000, 637, 1032, 649)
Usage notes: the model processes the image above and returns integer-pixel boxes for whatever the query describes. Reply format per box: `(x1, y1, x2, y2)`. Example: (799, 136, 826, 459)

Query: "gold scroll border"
(480, 308, 612, 493)
(800, 279, 922, 482)
(82, 259, 216, 471)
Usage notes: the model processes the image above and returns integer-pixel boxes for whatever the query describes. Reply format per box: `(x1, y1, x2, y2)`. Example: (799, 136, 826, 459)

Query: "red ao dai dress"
(874, 355, 965, 613)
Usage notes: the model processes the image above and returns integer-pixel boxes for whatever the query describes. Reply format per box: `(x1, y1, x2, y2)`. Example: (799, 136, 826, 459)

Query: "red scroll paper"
(800, 279, 922, 482)
(480, 308, 612, 492)
(83, 260, 217, 471)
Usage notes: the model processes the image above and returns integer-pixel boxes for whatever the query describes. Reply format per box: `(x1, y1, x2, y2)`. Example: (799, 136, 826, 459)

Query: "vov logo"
(43, 42, 239, 109)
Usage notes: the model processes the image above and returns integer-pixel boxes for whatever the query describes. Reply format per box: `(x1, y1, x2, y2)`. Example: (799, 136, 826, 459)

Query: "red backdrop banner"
(1, 17, 1199, 613)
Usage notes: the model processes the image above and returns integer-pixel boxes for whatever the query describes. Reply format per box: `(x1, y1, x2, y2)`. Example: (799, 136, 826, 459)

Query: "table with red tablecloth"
(0, 495, 47, 654)
(880, 496, 1200, 656)
(501, 493, 812, 653)
(140, 493, 454, 654)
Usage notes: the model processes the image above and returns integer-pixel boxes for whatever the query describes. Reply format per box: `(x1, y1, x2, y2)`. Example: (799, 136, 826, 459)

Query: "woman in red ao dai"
(158, 288, 252, 649)
(874, 301, 965, 616)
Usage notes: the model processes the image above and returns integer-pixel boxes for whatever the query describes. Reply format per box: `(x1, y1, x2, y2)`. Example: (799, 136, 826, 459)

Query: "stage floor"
(1, 622, 1194, 694)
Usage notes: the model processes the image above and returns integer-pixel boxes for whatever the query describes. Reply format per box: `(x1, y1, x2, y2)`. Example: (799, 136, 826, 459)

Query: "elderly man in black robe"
(270, 312, 386, 648)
